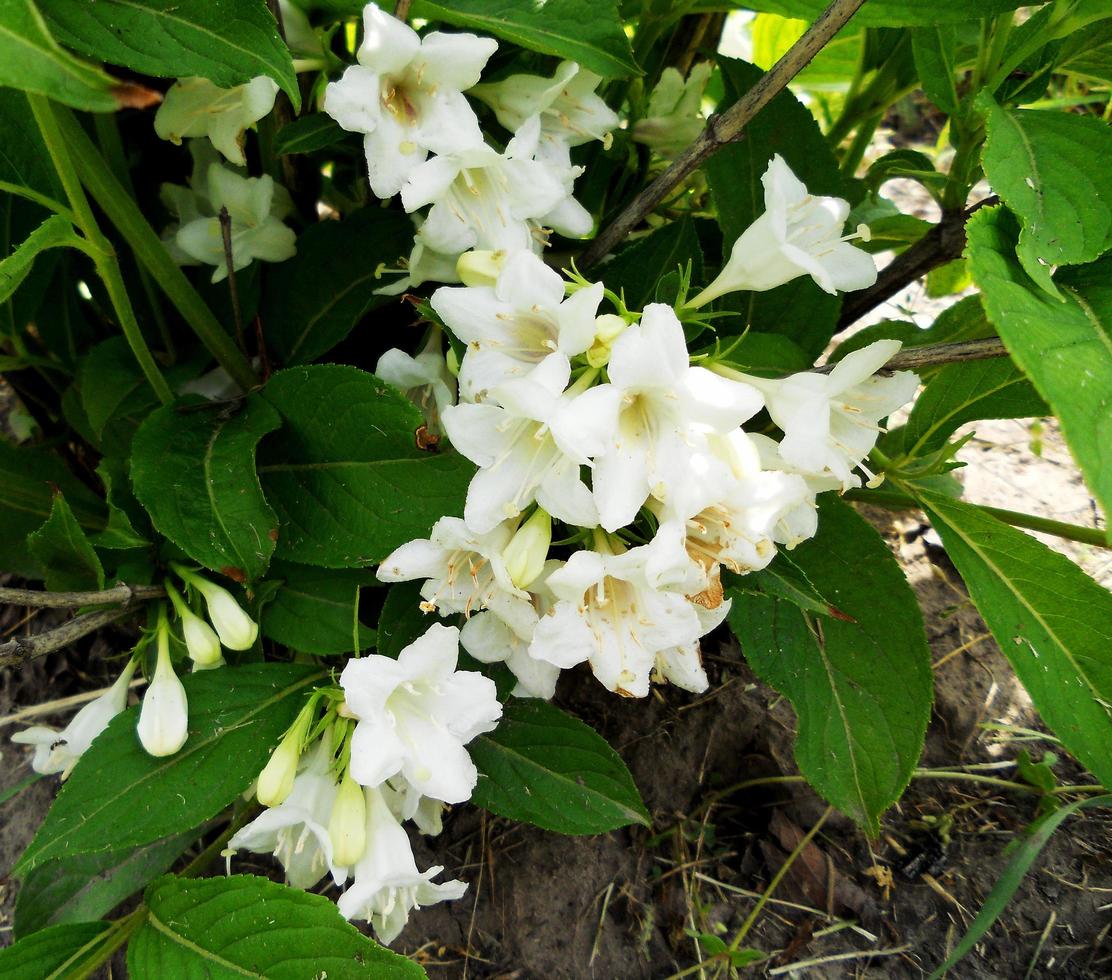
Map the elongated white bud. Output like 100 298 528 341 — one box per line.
176 569 258 651
456 249 506 287
501 508 552 590
328 772 368 867
137 623 189 757
256 732 301 807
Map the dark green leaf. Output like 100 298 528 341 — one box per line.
733 552 851 621
130 396 281 582
599 218 703 311
261 559 377 655
471 699 650 834
273 114 346 155
411 0 638 78
913 488 1112 791
830 294 994 363
711 332 811 375
726 499 932 832
92 455 150 550
374 580 434 659
0 922 111 980
27 493 104 591
911 26 959 115
966 207 1112 532
14 664 321 875
258 365 474 567
77 336 160 448
39 0 300 109
130 875 425 978
263 208 413 365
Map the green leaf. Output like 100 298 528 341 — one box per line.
599 217 704 311
272 113 346 155
258 365 474 567
0 440 105 578
1058 19 1112 85
130 396 281 582
0 214 87 305
726 499 932 832
979 97 1112 292
0 0 121 112
901 358 1047 459
966 207 1112 533
470 699 650 834
705 58 842 359
92 455 150 550
261 559 377 655
732 552 851 621
699 0 1029 28
26 493 105 591
928 794 1112 978
911 26 959 115
14 664 321 876
912 488 1112 791
750 13 862 90
14 830 199 937
38 0 300 109
374 580 433 659
830 294 994 363
130 875 426 978
410 0 638 78
263 208 413 365
712 331 811 375
77 336 160 447
0 921 111 980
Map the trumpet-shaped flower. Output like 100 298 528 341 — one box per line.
687 155 877 308
470 60 618 166
137 627 189 758
12 659 136 779
632 63 712 159
560 304 763 532
441 354 607 533
323 2 496 198
461 611 560 700
339 624 502 804
431 251 603 401
401 116 567 254
529 545 706 697
376 331 457 435
654 600 732 694
229 737 349 889
376 516 538 640
154 76 278 166
749 340 918 489
337 784 467 944
383 775 446 837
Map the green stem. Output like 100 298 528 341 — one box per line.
50 106 258 393
179 805 259 878
848 487 1110 549
840 110 882 177
70 906 148 980
0 179 74 219
28 95 173 405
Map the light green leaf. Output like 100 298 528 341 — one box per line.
261 560 377 655
410 0 638 78
966 206 1112 532
726 499 932 833
38 0 300 109
913 488 1112 791
129 875 426 978
980 97 1112 291
258 365 474 568
130 396 281 582
26 493 104 591
14 664 321 876
471 699 650 834
750 13 862 90
0 921 111 980
0 214 87 305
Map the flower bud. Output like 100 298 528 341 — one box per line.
181 606 224 667
193 577 258 650
138 626 189 757
586 313 629 368
456 249 506 287
501 508 552 590
328 772 368 867
256 731 301 807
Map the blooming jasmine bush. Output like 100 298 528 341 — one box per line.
1 0 1111 974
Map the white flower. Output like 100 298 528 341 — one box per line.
560 304 763 532
337 784 467 944
401 116 566 254
654 600 732 694
154 76 278 166
632 63 712 159
323 2 496 198
169 162 296 283
340 623 502 804
529 544 706 697
176 567 259 650
470 60 618 166
382 775 446 837
229 737 348 889
137 627 189 758
441 353 606 533
376 331 457 435
376 516 538 640
687 154 877 308
375 233 462 296
11 660 136 779
749 340 919 489
460 611 561 700
431 250 602 401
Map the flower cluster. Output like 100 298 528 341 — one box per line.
228 623 501 944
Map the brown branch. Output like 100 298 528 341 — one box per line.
394 0 412 21
815 337 1008 375
836 196 999 331
580 0 868 268
0 584 165 609
218 207 246 353
0 608 130 668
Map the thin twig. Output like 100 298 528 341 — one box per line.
218 207 246 353
581 0 868 266
815 337 1009 375
0 608 130 668
767 945 912 976
0 584 165 609
836 195 998 330
394 0 412 21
